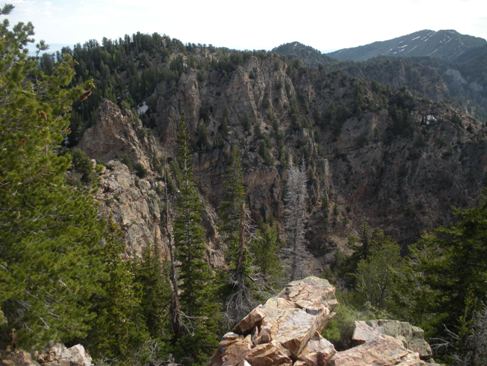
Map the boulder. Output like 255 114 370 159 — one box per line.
209 333 253 366
245 343 293 366
0 344 92 366
296 332 336 365
37 343 92 366
352 320 433 360
1 349 39 366
210 277 437 366
210 276 337 366
330 335 427 366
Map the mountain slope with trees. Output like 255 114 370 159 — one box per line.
328 29 486 62
2 4 487 364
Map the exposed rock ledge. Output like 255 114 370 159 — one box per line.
1 343 92 366
210 276 439 366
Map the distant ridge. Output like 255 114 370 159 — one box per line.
272 41 334 67
327 29 487 62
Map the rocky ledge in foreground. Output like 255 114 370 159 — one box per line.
210 276 438 366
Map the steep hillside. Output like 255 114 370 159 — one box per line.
335 56 487 121
454 44 487 96
65 34 487 276
328 29 486 62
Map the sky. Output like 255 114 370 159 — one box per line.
6 0 487 52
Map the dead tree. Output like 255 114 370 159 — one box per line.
284 161 308 280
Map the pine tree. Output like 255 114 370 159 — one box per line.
220 146 254 324
133 241 173 363
87 224 149 362
339 222 372 287
354 230 406 311
173 120 220 365
251 223 282 286
409 193 487 359
283 161 308 280
0 5 103 348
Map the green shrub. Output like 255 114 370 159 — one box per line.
322 297 360 350
134 162 148 178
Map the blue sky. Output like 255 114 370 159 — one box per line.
7 0 487 52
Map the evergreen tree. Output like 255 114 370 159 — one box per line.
136 243 170 342
220 146 254 324
409 193 487 359
353 230 406 312
251 223 282 286
87 224 149 362
0 5 103 348
132 242 173 364
339 222 372 287
173 120 220 365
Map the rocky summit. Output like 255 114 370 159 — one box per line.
210 276 437 366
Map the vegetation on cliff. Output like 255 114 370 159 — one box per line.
1 4 487 365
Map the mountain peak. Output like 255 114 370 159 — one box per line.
272 41 334 67
328 29 487 62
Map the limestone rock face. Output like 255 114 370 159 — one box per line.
210 276 337 366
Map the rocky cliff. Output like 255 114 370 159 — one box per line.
74 40 487 274
210 276 438 366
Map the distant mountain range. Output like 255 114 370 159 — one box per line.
273 30 487 121
327 29 486 62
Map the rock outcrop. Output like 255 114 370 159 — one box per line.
95 160 166 258
211 277 437 366
79 100 225 265
37 343 92 366
352 319 433 360
210 276 338 366
331 335 431 366
1 343 92 366
79 99 161 173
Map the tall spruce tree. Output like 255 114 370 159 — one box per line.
251 223 282 286
87 224 149 362
173 120 220 365
409 193 487 360
134 241 172 359
220 146 254 324
0 5 104 348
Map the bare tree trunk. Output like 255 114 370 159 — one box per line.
284 162 308 281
